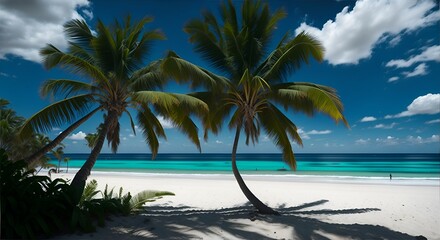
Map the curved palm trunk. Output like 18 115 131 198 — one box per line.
69 111 116 203
231 126 279 215
24 107 101 166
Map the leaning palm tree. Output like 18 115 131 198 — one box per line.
163 0 348 214
19 17 208 199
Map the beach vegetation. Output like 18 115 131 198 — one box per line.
1 150 174 238
0 98 58 170
19 17 208 201
163 0 348 214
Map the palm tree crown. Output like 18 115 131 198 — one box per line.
20 17 208 193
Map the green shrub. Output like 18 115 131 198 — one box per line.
1 149 175 239
0 149 72 239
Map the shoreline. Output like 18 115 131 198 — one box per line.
51 171 440 239
47 168 440 186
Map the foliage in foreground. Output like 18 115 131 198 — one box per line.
0 150 174 239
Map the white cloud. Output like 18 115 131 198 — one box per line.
360 116 377 122
407 135 440 144
425 119 440 124
308 130 332 135
295 0 440 65
82 9 93 20
388 35 401 47
402 63 428 78
0 0 91 62
67 131 86 140
157 115 174 129
297 129 310 140
215 140 223 144
355 138 370 145
386 93 440 118
376 136 399 145
129 134 135 138
298 128 331 140
388 76 399 82
374 123 397 129
386 45 440 68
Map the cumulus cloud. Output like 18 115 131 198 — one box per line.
360 116 377 122
215 140 223 144
376 136 399 145
407 135 439 144
295 0 440 65
0 0 91 62
425 119 440 124
386 93 440 118
297 129 310 140
157 115 174 129
402 63 428 78
298 129 332 140
373 123 397 129
388 76 399 83
386 45 440 68
67 131 86 140
355 138 370 145
308 130 332 135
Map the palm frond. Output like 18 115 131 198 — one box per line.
136 106 166 158
40 44 111 90
259 32 324 82
130 60 166 91
162 51 229 91
40 79 94 99
271 82 348 126
129 190 174 212
80 179 100 204
64 19 94 50
19 94 96 138
132 91 179 113
184 19 230 72
257 103 299 170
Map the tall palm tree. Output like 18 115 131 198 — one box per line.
63 157 70 173
19 17 208 199
51 145 65 173
163 0 348 214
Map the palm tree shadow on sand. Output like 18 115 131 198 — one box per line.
64 200 418 240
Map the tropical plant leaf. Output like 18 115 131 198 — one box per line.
129 190 175 212
19 94 96 138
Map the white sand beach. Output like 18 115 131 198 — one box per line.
53 171 440 240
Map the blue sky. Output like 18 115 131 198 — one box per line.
0 0 439 154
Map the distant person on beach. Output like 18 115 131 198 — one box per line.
390 174 392 180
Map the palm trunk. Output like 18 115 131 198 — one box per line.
231 126 279 215
69 111 116 203
24 107 101 166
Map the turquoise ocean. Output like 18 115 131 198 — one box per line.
51 153 440 179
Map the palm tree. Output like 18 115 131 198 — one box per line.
163 0 348 214
51 145 65 173
20 17 208 199
63 157 70 173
